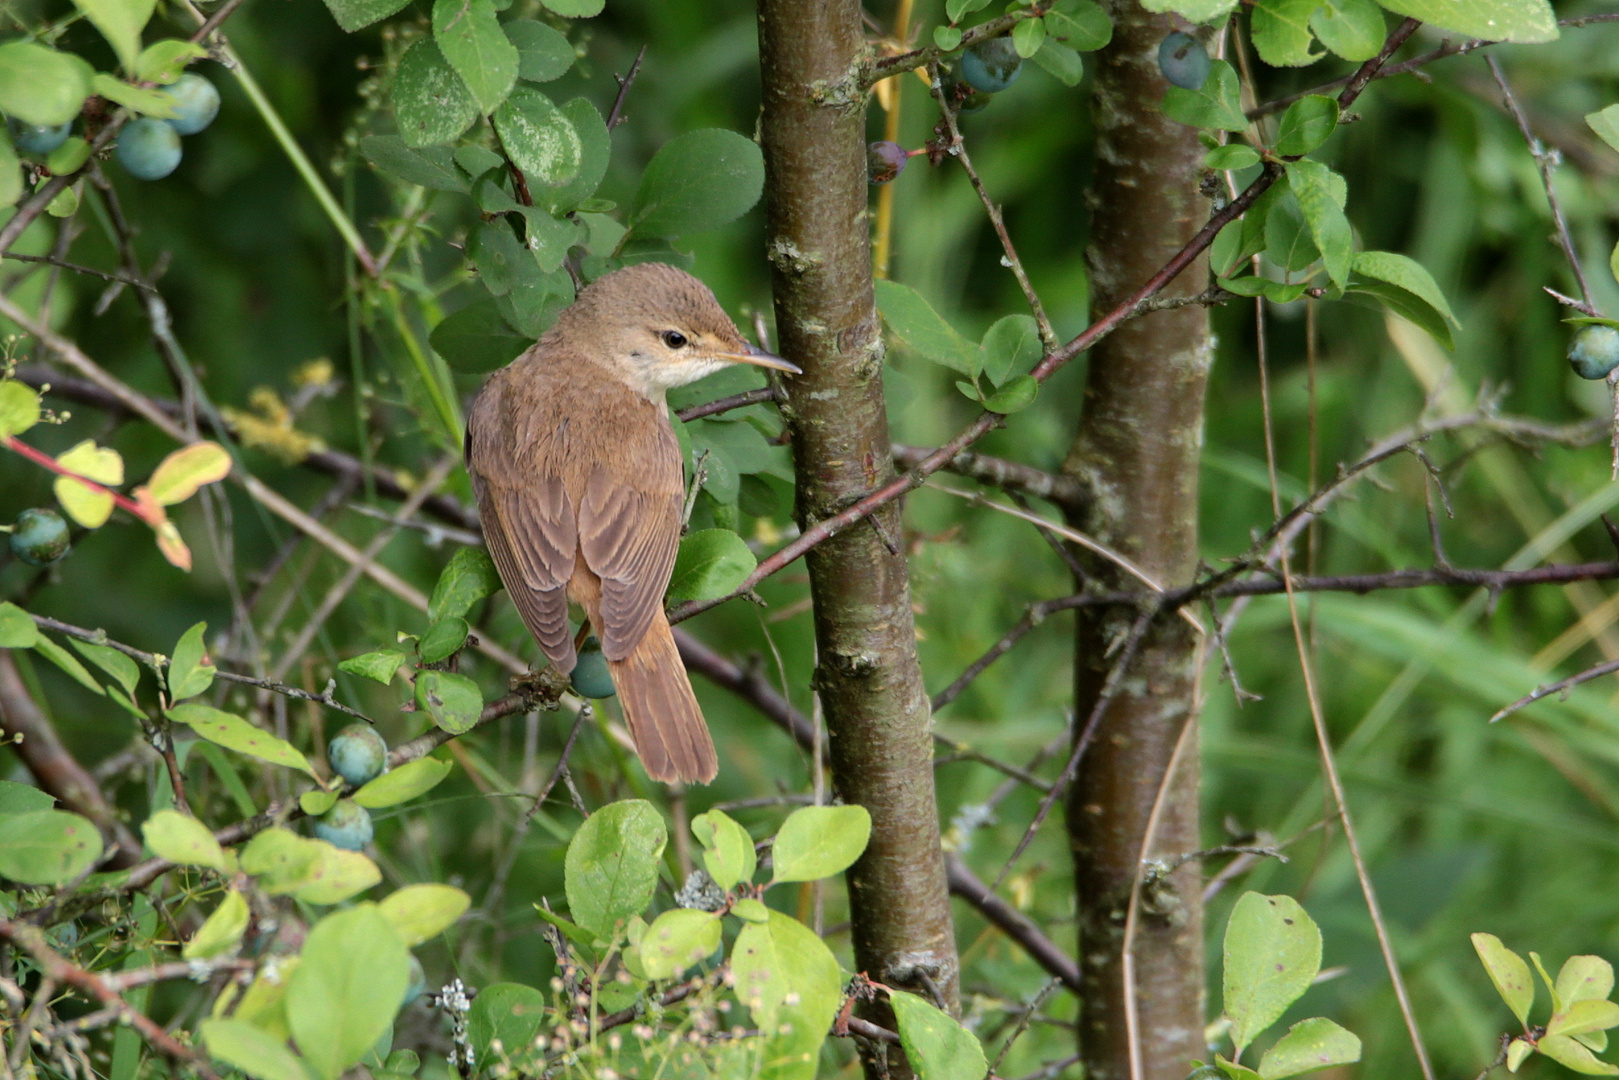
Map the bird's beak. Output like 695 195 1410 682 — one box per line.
715 343 801 375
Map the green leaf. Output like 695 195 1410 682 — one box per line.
1550 1000 1619 1039
168 620 216 701
889 990 988 1080
1223 892 1322 1056
320 0 410 31
1508 1039 1534 1071
1345 250 1457 347
45 137 91 175
667 529 757 604
414 671 483 735
168 702 319 779
1309 0 1384 61
1045 3 1111 50
506 19 574 82
0 781 55 814
31 635 104 696
467 984 547 1074
980 314 1042 385
1251 0 1321 66
983 374 1039 415
431 298 533 375
394 40 478 148
359 135 467 192
0 381 40 438
295 848 382 912
378 883 471 945
933 26 963 51
731 910 842 1080
1274 96 1339 157
874 279 983 376
92 73 178 119
1162 60 1248 133
1559 956 1616 1007
184 889 249 959
1589 106 1619 155
135 40 207 84
354 756 453 809
432 0 517 114
1372 0 1556 43
69 639 139 695
0 810 103 884
1141 0 1238 19
1257 1017 1361 1079
946 0 991 20
1029 40 1083 85
641 908 722 979
1218 276 1310 303
1283 159 1351 289
0 43 94 127
429 546 503 622
301 788 339 817
693 808 756 891
0 603 39 649
1539 1034 1619 1076
540 0 604 14
631 128 765 238
732 897 769 922
493 86 582 186
417 617 469 664
241 828 323 893
142 809 229 872
1011 16 1046 58
1206 144 1260 171
771 804 871 883
565 798 666 941
1612 238 1619 292
0 137 17 210
287 905 410 1080
150 443 231 508
70 0 155 73
201 1018 311 1080
338 648 407 685
541 97 610 214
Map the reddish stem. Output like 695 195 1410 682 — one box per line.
2 435 152 523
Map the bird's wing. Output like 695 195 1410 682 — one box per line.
578 426 683 662
466 385 580 672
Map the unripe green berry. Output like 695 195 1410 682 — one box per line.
10 509 70 566
960 36 1022 94
163 74 220 136
569 636 616 699
1568 324 1619 380
313 800 373 851
7 117 71 155
327 723 388 786
116 119 182 180
1158 32 1211 91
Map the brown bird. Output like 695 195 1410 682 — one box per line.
465 263 798 784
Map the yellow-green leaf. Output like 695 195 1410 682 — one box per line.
184 890 249 959
142 808 229 872
168 703 317 779
148 442 231 506
0 380 40 437
378 883 471 945
53 439 123 528
353 756 452 809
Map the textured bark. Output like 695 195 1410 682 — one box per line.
1060 3 1212 1078
756 1 959 1072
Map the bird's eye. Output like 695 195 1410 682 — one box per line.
661 330 688 349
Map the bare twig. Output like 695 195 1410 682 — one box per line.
606 45 648 129
1491 655 1619 723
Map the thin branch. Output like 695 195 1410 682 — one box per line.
1487 55 1593 305
925 62 1058 352
0 920 220 1080
945 856 1079 993
1491 655 1619 723
674 385 781 422
0 253 150 289
866 9 1039 84
892 444 1089 511
606 45 648 129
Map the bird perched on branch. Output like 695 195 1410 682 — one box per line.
465 262 798 784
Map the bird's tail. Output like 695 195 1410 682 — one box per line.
608 614 718 784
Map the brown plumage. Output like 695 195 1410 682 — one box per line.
465 263 798 784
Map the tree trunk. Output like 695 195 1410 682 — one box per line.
756 1 960 1074
1061 3 1212 1078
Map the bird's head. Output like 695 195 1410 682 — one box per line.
560 262 799 399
